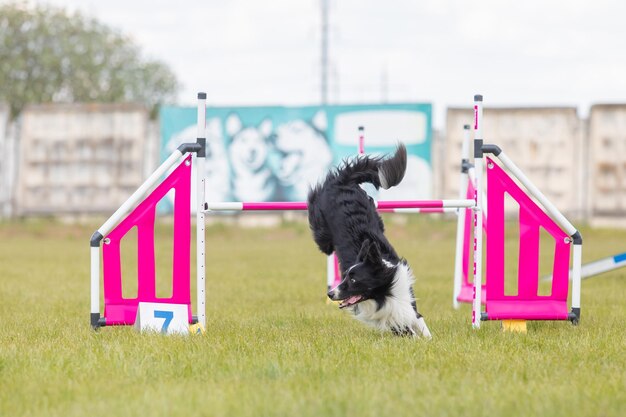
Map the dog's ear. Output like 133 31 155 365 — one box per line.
312 110 327 131
356 239 371 262
259 119 273 137
366 241 382 264
226 113 242 136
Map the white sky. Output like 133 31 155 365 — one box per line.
16 0 626 129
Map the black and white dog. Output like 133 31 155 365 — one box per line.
307 144 431 338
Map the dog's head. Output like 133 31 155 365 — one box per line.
327 239 396 309
227 114 272 171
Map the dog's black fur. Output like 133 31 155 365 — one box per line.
307 144 431 338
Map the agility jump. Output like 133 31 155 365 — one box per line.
453 123 623 311
89 93 583 331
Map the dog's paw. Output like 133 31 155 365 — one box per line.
414 317 432 339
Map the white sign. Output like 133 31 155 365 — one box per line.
134 302 190 335
334 111 427 145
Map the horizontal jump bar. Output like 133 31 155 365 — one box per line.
204 199 474 212
378 207 460 214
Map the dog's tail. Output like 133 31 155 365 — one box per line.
334 143 407 189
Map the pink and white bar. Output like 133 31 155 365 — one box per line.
378 200 473 209
378 207 459 214
196 93 207 328
358 126 365 154
472 94 485 329
204 199 474 212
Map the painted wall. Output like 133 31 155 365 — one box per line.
160 103 433 207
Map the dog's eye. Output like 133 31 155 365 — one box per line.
350 278 356 284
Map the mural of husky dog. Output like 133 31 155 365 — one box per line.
273 111 333 201
226 114 277 202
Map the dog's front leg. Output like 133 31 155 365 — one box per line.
413 316 432 339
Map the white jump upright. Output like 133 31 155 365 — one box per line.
472 95 485 329
196 93 207 328
89 93 207 329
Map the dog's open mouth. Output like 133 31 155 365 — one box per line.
339 295 365 309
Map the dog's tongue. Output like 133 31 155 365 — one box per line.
339 295 363 309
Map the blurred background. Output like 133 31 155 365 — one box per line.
1 0 625 225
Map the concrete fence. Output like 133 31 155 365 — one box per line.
0 101 625 225
442 107 585 219
15 103 150 215
0 104 14 217
587 104 626 226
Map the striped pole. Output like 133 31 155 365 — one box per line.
204 199 474 212
472 94 484 329
378 207 459 214
196 92 207 328
330 125 366 291
358 126 365 154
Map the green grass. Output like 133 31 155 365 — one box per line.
0 217 624 417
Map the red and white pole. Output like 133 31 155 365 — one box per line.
330 125 367 290
358 126 365 155
196 92 207 328
472 95 484 329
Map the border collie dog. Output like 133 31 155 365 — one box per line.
307 144 431 338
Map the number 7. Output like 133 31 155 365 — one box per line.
154 310 174 333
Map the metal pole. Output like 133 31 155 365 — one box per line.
204 199 474 211
572 243 582 320
90 247 100 327
472 95 484 329
196 92 207 328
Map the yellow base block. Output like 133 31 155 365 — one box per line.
189 323 206 335
502 320 527 333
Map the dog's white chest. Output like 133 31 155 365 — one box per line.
350 263 420 332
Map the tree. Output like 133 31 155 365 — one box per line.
0 2 179 118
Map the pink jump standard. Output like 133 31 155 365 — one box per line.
469 95 582 327
101 156 193 325
90 147 205 329
90 93 208 329
484 157 572 320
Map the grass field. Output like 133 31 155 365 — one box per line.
0 217 624 417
